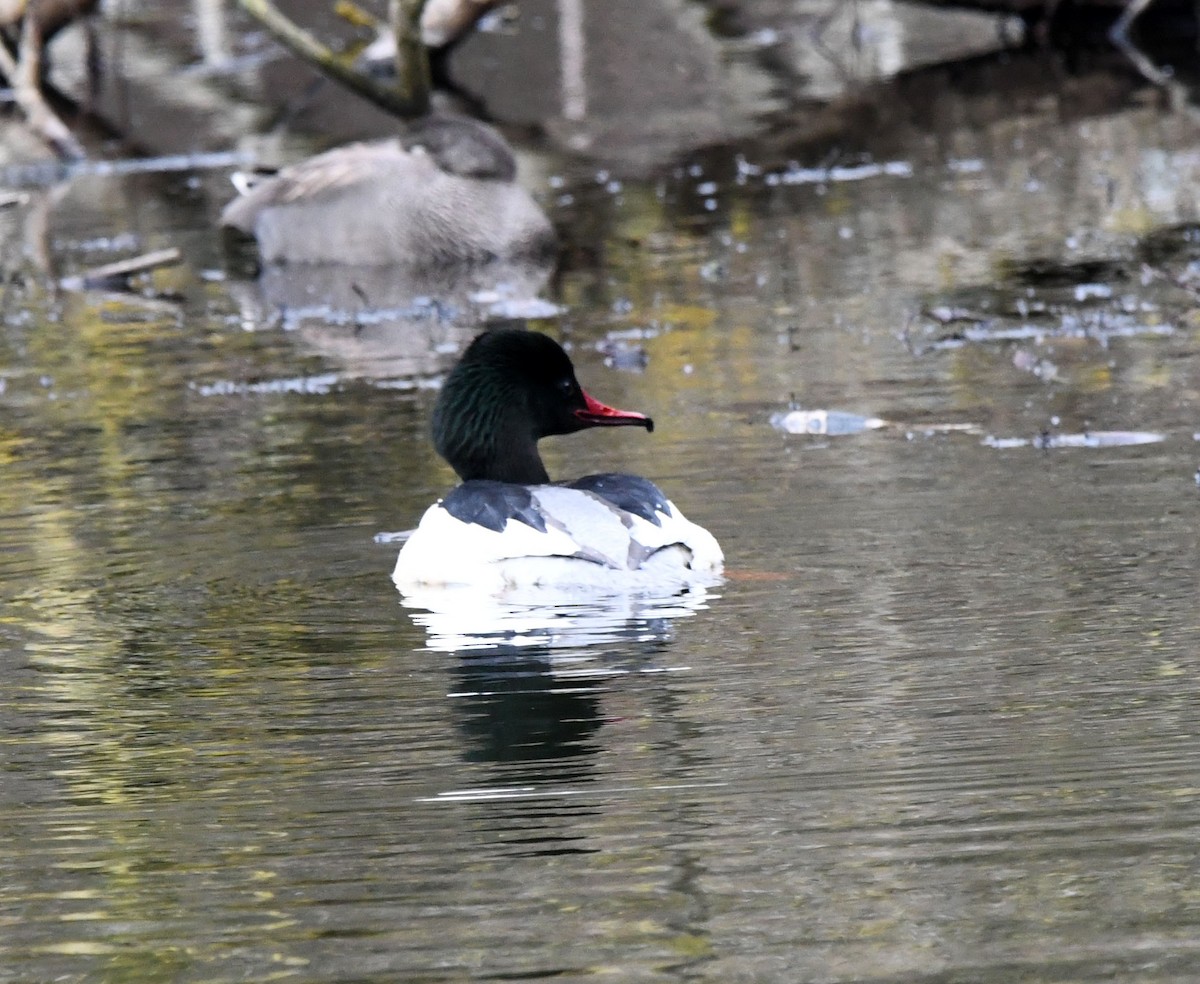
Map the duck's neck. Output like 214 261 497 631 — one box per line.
435 400 551 485
465 439 550 485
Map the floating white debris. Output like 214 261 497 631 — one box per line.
484 297 564 319
984 436 1030 450
595 338 648 372
983 431 1165 449
1073 283 1113 301
925 305 984 324
275 300 448 330
771 409 887 436
1046 431 1165 448
1012 348 1059 381
603 325 659 341
372 376 443 391
948 158 986 174
749 27 780 46
734 155 761 179
766 160 913 187
191 373 340 397
374 529 414 544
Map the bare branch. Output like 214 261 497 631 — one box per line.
389 0 430 114
237 0 429 118
0 12 87 160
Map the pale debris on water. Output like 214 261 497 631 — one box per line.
482 297 564 319
765 160 913 187
771 409 888 436
595 338 648 372
983 431 1166 450
190 373 341 397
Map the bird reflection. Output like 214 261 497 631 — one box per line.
410 590 710 766
451 647 606 765
223 254 557 380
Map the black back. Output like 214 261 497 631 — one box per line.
568 473 672 526
441 480 548 534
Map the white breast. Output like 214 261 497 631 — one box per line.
392 485 723 593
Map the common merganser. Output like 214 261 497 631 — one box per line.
392 329 723 592
221 116 555 267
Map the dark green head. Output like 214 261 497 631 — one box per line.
432 329 654 484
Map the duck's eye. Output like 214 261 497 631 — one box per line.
556 378 576 397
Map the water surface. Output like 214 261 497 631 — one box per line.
3 14 1200 984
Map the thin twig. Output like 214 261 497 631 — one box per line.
59 247 182 291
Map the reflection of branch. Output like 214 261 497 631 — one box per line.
0 13 87 160
1108 0 1200 123
237 0 429 117
1109 0 1172 86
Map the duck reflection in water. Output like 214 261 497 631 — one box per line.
452 646 606 767
419 598 689 777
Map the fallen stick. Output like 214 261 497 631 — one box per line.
59 247 183 291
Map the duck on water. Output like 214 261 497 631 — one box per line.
392 329 723 593
221 116 556 267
